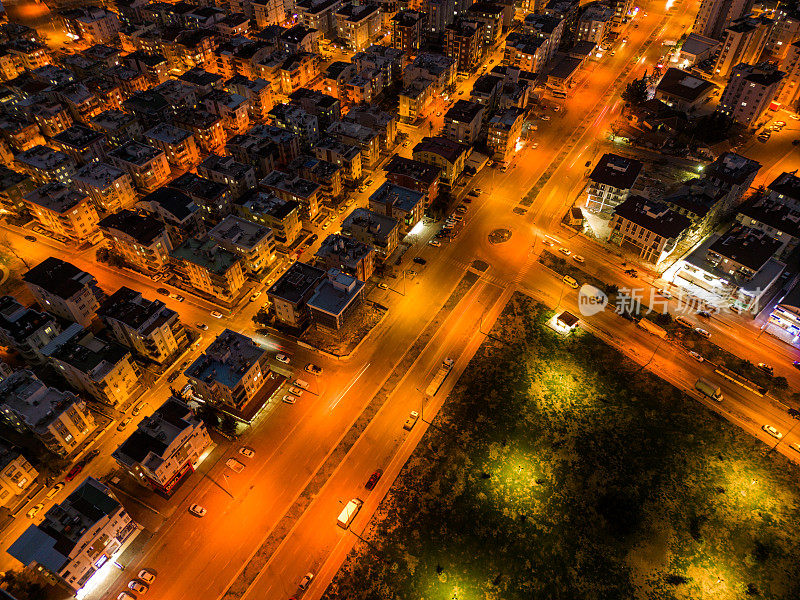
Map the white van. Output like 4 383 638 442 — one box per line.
337 498 363 529
293 379 310 389
563 275 579 289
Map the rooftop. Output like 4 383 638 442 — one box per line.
384 155 441 185
612 195 692 239
145 123 193 145
267 261 325 305
51 125 104 150
108 141 164 166
260 170 321 200
341 208 399 241
209 215 272 251
589 153 643 189
445 99 485 123
15 146 73 171
98 287 176 336
413 136 469 164
768 172 800 202
42 323 130 381
738 195 800 238
170 237 241 275
656 68 715 102
23 257 95 300
370 182 425 213
0 370 78 433
139 186 197 222
73 162 127 189
316 234 373 267
186 329 266 389
706 225 783 272
307 268 364 317
98 209 167 246
90 109 137 131
25 184 88 214
237 189 299 220
199 154 253 179
0 295 57 347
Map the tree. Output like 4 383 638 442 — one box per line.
218 413 238 437
622 77 649 105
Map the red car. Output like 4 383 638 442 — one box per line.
65 464 83 482
365 469 383 490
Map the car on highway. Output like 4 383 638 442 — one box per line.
189 504 207 517
24 235 37 242
429 240 441 247
365 469 383 490
210 310 223 318
572 255 585 264
403 410 420 430
282 394 299 404
275 353 290 364
757 363 774 375
694 327 711 339
249 291 262 302
26 503 44 518
377 282 389 290
762 424 783 439
46 482 65 499
138 570 156 584
558 247 571 256
413 257 427 265
689 351 703 362
117 417 132 431
157 288 169 295
65 464 83 482
299 573 314 591
196 322 208 330
128 581 148 594
305 363 323 375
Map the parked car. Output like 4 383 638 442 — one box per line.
24 235 37 242
157 288 169 296
249 291 262 302
689 351 704 362
275 353 290 364
282 394 299 404
558 247 571 256
151 273 163 282
239 447 255 458
403 410 420 430
299 573 314 591
697 310 711 318
429 240 441 247
365 469 383 490
289 386 304 396
65 464 83 482
117 417 132 431
45 482 64 499
210 310 223 318
128 581 148 594
572 255 585 264
26 503 44 518
118 593 135 600
757 363 774 375
138 570 156 584
413 257 427 265
189 504 207 517
305 363 323 375
196 322 208 330
377 282 389 290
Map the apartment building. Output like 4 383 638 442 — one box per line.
209 215 276 277
260 170 321 220
51 125 106 166
8 477 138 593
204 89 250 135
777 39 800 111
487 107 525 166
585 153 643 215
712 16 773 78
42 323 141 407
98 287 185 364
73 161 136 213
341 208 400 258
326 120 381 169
226 75 274 123
98 210 173 273
23 258 103 328
335 2 382 51
404 53 456 94
443 100 486 146
14 145 77 186
89 109 143 149
24 184 99 244
717 62 784 127
144 123 200 169
174 110 226 155
467 1 504 48
608 196 692 264
392 10 424 54
307 268 365 330
692 0 754 40
197 154 258 200
412 136 469 187
445 17 483 75
185 329 275 419
0 370 95 456
267 261 326 328
503 32 549 73
113 398 211 495
107 141 171 193
0 445 38 508
236 189 302 248
313 137 362 182
383 156 440 205
576 2 613 45
0 165 35 217
654 68 716 112
369 182 426 233
0 295 60 363
57 6 121 45
170 237 246 304
315 234 375 281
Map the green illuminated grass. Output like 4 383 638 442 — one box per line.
323 293 800 600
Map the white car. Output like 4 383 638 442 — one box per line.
657 288 672 299
275 353 291 364
26 503 44 518
189 504 207 517
118 593 135 600
138 570 156 584
762 424 783 439
299 573 315 590
283 394 299 404
429 240 441 247
543 239 554 247
694 327 711 339
128 581 148 594
558 247 571 256
226 458 245 473
249 291 262 302
689 351 703 362
572 255 585 264
196 322 208 330
239 447 255 458
289 386 304 396
210 311 223 319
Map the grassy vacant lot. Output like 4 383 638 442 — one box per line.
323 292 800 600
